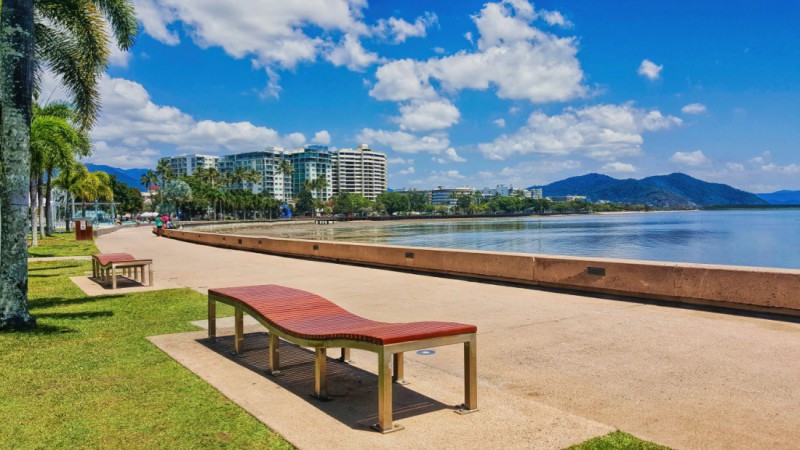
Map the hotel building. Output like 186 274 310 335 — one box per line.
331 144 388 200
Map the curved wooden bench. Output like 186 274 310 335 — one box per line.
208 284 477 433
92 253 153 289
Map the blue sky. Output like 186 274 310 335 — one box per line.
44 0 800 192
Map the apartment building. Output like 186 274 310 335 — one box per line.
216 148 288 200
284 145 333 200
331 144 388 200
161 154 219 178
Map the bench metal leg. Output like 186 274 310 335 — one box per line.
339 347 351 363
269 333 281 375
373 349 402 433
457 334 478 414
234 308 244 355
393 352 409 385
207 298 216 339
312 348 329 400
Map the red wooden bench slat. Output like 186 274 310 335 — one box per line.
94 253 136 266
209 284 476 345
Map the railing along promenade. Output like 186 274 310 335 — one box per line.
161 226 800 317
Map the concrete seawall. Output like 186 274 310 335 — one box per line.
162 228 800 316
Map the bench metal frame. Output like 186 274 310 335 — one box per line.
208 292 477 433
92 257 153 289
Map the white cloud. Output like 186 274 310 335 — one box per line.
479 103 682 161
433 148 467 164
356 128 450 154
479 159 581 186
109 46 133 68
311 130 331 145
433 47 446 54
375 12 437 43
669 150 710 167
761 163 800 175
399 166 415 175
324 34 381 71
681 103 707 114
428 169 466 184
601 162 637 173
134 0 376 92
85 76 313 167
540 10 571 27
493 118 506 128
638 59 663 80
388 157 409 165
509 106 521 114
369 59 438 101
370 0 586 104
464 31 474 44
394 99 460 132
725 162 744 172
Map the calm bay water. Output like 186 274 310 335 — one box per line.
267 210 800 269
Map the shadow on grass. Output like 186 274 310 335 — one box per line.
31 294 125 310
8 322 77 335
36 311 114 320
201 332 452 432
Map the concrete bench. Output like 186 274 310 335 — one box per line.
92 253 153 289
207 284 477 433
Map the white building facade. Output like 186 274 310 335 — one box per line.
332 144 388 200
161 154 219 178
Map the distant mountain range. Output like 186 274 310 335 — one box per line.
756 190 800 205
85 164 148 191
528 173 767 208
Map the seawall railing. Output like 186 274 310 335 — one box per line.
161 228 800 317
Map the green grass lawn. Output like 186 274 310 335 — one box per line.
567 431 670 450
28 232 99 258
0 259 292 449
5 237 668 449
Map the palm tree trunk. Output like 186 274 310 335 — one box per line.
0 0 36 329
45 170 53 235
65 190 73 232
38 175 45 239
29 180 38 247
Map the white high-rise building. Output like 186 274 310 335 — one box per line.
332 144 387 200
217 148 288 200
161 154 219 178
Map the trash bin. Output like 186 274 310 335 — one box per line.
74 218 94 241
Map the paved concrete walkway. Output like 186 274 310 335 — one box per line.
99 227 800 450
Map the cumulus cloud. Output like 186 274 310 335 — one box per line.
374 12 437 43
433 148 467 164
669 150 710 167
601 162 637 173
428 169 466 184
394 99 460 132
311 130 331 145
325 34 382 71
681 103 707 114
134 0 380 92
356 128 450 154
493 118 506 128
479 103 682 161
370 0 586 104
84 75 310 167
369 59 438 101
479 159 581 186
399 166 416 175
638 59 663 80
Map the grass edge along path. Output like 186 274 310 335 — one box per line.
567 431 671 449
27 232 100 258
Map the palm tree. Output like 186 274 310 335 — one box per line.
54 161 88 232
32 103 91 235
274 158 294 201
140 169 157 210
1 0 137 329
73 171 114 216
